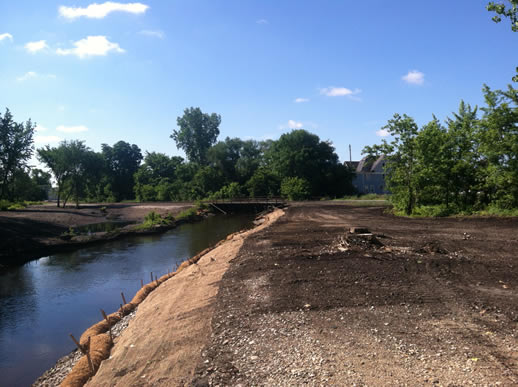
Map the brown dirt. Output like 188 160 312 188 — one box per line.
192 202 518 386
83 208 285 387
0 202 192 267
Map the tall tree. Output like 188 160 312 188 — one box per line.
487 0 518 81
0 108 35 200
382 114 419 215
479 84 518 208
37 140 92 207
171 107 221 165
102 141 142 201
266 129 352 197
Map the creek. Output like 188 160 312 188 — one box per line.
0 213 254 387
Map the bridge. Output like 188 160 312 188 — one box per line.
202 197 286 214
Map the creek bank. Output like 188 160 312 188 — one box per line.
40 208 285 387
0 203 201 271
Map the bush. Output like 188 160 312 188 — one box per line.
280 177 311 201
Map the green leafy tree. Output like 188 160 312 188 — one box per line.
382 114 419 215
102 141 143 201
37 140 94 207
0 108 35 200
246 167 281 197
171 107 221 165
479 84 518 208
487 0 518 81
280 177 311 200
208 137 261 184
266 129 352 197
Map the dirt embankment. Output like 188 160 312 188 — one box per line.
80 208 285 387
192 203 518 386
0 202 192 268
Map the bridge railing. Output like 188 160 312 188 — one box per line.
202 196 285 205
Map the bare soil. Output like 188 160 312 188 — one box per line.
0 202 192 268
83 208 285 387
192 202 518 386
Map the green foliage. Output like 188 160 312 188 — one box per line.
102 141 142 202
280 177 311 200
0 108 35 201
246 167 281 197
210 182 244 200
174 207 198 221
134 211 175 230
367 84 518 217
266 130 353 197
487 1 518 81
171 107 221 165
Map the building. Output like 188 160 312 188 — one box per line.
346 155 388 195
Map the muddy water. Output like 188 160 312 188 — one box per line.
0 214 254 387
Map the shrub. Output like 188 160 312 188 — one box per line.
280 177 311 201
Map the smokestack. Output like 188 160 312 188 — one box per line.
349 144 352 164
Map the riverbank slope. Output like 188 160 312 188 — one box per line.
0 202 192 268
82 208 285 386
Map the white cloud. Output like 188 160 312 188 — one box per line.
56 125 89 133
402 70 425 85
59 2 149 20
35 125 48 132
35 135 62 144
320 86 362 97
256 19 268 25
288 120 303 129
294 98 309 103
17 71 37 81
56 36 125 59
17 71 56 81
0 33 13 42
139 30 164 39
376 129 390 137
25 40 48 53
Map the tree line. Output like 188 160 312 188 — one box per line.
0 106 354 207
365 85 518 216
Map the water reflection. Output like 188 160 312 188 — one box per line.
0 213 253 387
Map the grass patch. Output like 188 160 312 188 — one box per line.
133 211 175 230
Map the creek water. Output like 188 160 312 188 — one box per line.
0 213 254 387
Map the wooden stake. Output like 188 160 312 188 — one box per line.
100 309 113 342
86 336 94 374
155 275 158 285
140 279 144 288
150 272 153 283
69 334 84 354
121 292 127 305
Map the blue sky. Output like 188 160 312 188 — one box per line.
1 0 517 165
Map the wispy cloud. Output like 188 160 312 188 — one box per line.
402 70 425 85
56 125 89 133
56 36 125 59
35 135 63 144
17 71 56 82
320 86 362 98
0 33 13 42
256 19 268 25
35 125 48 132
139 30 165 39
25 40 48 53
376 128 390 137
294 98 309 103
278 120 304 130
59 2 149 20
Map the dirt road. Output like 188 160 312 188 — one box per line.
193 202 518 385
